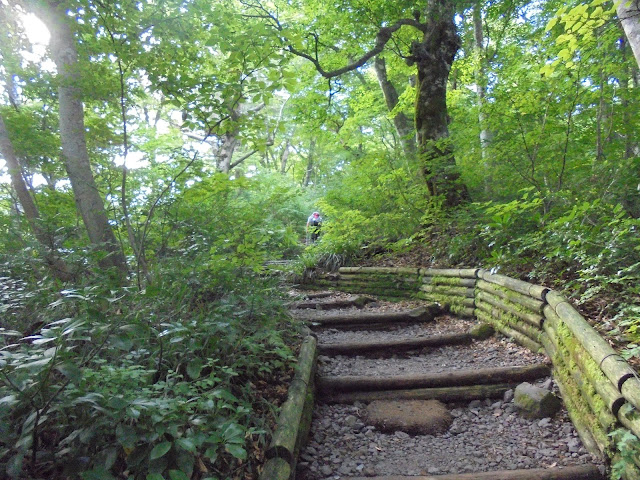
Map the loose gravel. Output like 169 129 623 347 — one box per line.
296 393 603 479
318 337 548 376
315 315 475 344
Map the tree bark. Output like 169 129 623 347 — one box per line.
617 0 640 68
0 114 73 280
373 57 417 159
37 1 128 275
473 3 492 193
279 140 290 174
303 138 315 187
411 0 470 206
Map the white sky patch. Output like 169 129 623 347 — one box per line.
19 13 56 72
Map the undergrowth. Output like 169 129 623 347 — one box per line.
0 258 300 480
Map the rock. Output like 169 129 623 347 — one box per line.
503 389 515 403
541 377 554 391
345 415 358 427
468 399 483 409
320 465 333 476
365 399 453 435
470 323 495 340
514 382 562 419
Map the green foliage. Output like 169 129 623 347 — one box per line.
0 268 298 479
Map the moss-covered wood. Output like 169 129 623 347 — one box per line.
266 335 317 464
419 268 479 278
476 290 543 328
543 306 625 417
552 301 640 410
317 332 473 355
420 284 475 298
317 364 550 394
322 383 514 404
259 458 291 480
479 271 548 300
338 266 420 275
476 309 543 353
422 276 476 287
307 306 440 327
475 300 542 343
476 279 545 313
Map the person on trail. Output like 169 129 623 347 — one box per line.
306 211 323 243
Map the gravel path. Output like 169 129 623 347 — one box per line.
315 315 475 344
297 394 601 479
292 290 605 479
318 337 548 376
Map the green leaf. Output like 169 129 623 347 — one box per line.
186 358 203 379
146 474 165 480
168 470 190 480
225 443 247 460
175 437 196 453
150 441 172 460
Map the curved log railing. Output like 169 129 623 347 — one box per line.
308 266 640 479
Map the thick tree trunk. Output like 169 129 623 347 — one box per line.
0 114 73 280
280 140 290 174
412 0 470 206
617 0 640 68
373 57 417 158
219 132 238 173
39 2 128 275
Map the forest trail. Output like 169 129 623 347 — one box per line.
289 291 606 480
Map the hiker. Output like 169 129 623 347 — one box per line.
306 211 323 243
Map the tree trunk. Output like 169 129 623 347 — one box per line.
219 132 238 173
0 114 74 280
473 3 491 193
412 0 470 206
303 139 316 187
373 57 417 159
38 1 128 275
280 140 291 174
617 0 640 68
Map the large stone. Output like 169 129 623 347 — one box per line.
364 399 453 435
514 382 562 418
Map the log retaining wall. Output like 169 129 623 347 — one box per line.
308 267 640 479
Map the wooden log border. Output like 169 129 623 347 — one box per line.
261 335 317 480
307 266 640 474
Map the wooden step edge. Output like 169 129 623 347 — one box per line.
317 332 473 355
343 464 604 480
303 305 442 326
317 363 551 394
321 383 513 404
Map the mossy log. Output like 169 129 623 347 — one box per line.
304 291 333 299
338 273 418 284
317 364 550 394
476 290 544 328
545 290 568 310
419 268 479 278
420 285 475 298
259 458 291 480
552 352 611 457
478 271 548 300
552 301 640 411
475 300 542 343
476 309 543 353
317 332 473 355
338 266 419 275
618 403 640 444
305 305 440 327
543 306 625 417
346 465 604 480
266 335 317 464
476 279 545 313
414 292 474 307
322 383 513 404
422 277 476 287
293 295 375 310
